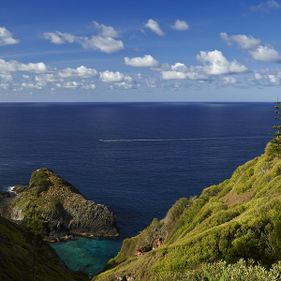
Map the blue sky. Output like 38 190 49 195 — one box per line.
1 0 281 102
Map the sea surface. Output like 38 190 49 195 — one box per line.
0 102 273 275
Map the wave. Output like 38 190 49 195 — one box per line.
1 186 16 193
99 135 271 143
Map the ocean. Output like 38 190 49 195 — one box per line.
0 102 273 276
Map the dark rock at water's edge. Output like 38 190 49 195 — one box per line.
0 216 88 281
0 168 119 242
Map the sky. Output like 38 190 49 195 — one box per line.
1 0 281 102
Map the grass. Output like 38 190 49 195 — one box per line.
94 140 281 281
0 216 88 281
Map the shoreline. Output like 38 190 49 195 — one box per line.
46 232 120 243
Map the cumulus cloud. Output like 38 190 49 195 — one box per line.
221 32 281 63
251 70 281 86
196 50 247 75
43 22 124 53
80 36 124 53
0 59 47 73
99 70 126 82
171 19 189 31
251 0 281 12
161 63 208 81
99 70 137 89
0 27 19 46
145 19 164 36
220 32 260 50
250 45 281 62
92 21 119 38
162 70 188 80
161 63 189 80
0 73 12 82
43 31 76 44
124 55 159 68
58 65 98 78
222 76 237 85
0 56 142 92
160 51 246 82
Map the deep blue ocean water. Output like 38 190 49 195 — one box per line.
0 102 273 275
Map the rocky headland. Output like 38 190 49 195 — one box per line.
0 168 119 242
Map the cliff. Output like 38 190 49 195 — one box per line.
95 141 281 281
0 168 118 241
0 216 88 281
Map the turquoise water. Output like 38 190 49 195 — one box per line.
51 238 121 276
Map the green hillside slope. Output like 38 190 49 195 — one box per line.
0 216 88 281
95 141 281 281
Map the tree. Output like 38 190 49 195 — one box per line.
272 101 281 157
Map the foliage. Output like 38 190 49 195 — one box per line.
152 259 281 281
94 141 281 281
0 216 88 281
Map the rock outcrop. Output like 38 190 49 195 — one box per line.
0 168 119 241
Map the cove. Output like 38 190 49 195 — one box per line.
51 238 121 276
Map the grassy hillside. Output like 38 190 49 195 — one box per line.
0 216 88 281
95 141 281 281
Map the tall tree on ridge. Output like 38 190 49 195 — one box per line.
273 100 281 157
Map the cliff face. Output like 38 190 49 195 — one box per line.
95 141 281 281
0 216 88 281
0 168 118 241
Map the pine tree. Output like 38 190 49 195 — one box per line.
273 100 281 157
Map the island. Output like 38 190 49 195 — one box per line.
0 168 119 242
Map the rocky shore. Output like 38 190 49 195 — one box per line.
0 168 119 242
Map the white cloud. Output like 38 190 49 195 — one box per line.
220 32 260 50
162 70 188 80
43 31 76 44
171 19 189 31
99 70 137 89
80 36 124 53
112 79 139 90
251 70 281 86
145 19 164 36
92 21 119 38
221 32 281 63
81 83 96 90
171 63 188 72
0 73 12 82
0 27 19 46
196 50 247 75
159 51 246 82
251 0 281 12
250 45 281 62
222 76 237 85
62 81 80 89
161 63 208 81
56 81 96 90
43 22 124 53
0 59 47 73
99 70 125 82
58 65 98 78
124 55 159 68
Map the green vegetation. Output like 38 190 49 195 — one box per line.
0 216 88 281
1 167 118 240
151 259 281 281
95 141 281 281
270 101 281 158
